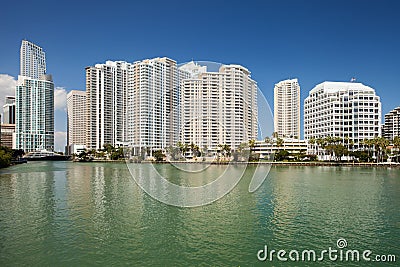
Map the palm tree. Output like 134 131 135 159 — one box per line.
190 143 200 157
223 144 231 157
309 137 316 155
217 144 231 160
343 136 352 161
348 139 354 162
177 141 189 157
323 136 335 160
248 139 256 154
362 139 373 162
276 137 284 151
264 137 272 144
376 137 389 163
265 137 273 157
393 136 400 149
392 136 400 162
316 138 325 160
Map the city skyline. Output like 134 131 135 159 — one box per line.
1 1 400 151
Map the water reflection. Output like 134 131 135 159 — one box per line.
0 162 399 266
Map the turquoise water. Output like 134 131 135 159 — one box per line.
0 162 399 266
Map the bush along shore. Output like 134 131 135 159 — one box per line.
0 146 25 169
71 143 400 168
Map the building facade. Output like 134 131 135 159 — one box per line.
20 40 46 80
304 82 381 156
85 61 129 150
0 124 15 149
3 96 16 124
274 78 300 139
67 90 86 154
383 106 400 141
126 57 190 155
180 63 258 152
253 138 307 159
16 40 54 152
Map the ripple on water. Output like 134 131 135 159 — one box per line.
0 163 399 266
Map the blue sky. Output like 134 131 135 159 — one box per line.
1 0 400 151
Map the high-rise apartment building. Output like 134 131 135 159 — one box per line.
127 57 190 154
86 61 129 150
84 58 258 156
274 78 300 139
16 40 54 152
3 96 16 124
20 40 46 79
383 107 400 141
180 63 258 152
304 82 381 154
67 90 87 154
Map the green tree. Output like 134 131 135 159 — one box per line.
234 142 250 161
276 138 284 150
275 150 289 161
391 136 400 162
153 150 165 162
103 143 114 154
332 144 348 161
393 136 400 149
177 141 189 157
0 146 12 168
217 144 231 158
309 137 316 154
110 147 124 160
315 137 325 158
167 145 182 160
248 139 256 153
190 143 201 157
78 150 88 161
375 137 389 162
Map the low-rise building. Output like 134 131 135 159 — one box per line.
253 138 308 159
0 123 16 149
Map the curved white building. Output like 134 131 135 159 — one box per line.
304 81 381 152
180 63 258 152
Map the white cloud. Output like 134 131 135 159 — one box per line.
54 131 67 152
0 74 17 110
54 87 67 111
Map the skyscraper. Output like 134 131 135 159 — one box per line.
126 57 189 155
180 63 258 152
16 40 54 152
383 106 400 141
3 96 16 124
67 90 87 154
274 78 300 139
304 81 381 158
86 61 129 150
20 40 46 79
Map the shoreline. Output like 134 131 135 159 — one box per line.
72 159 400 168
